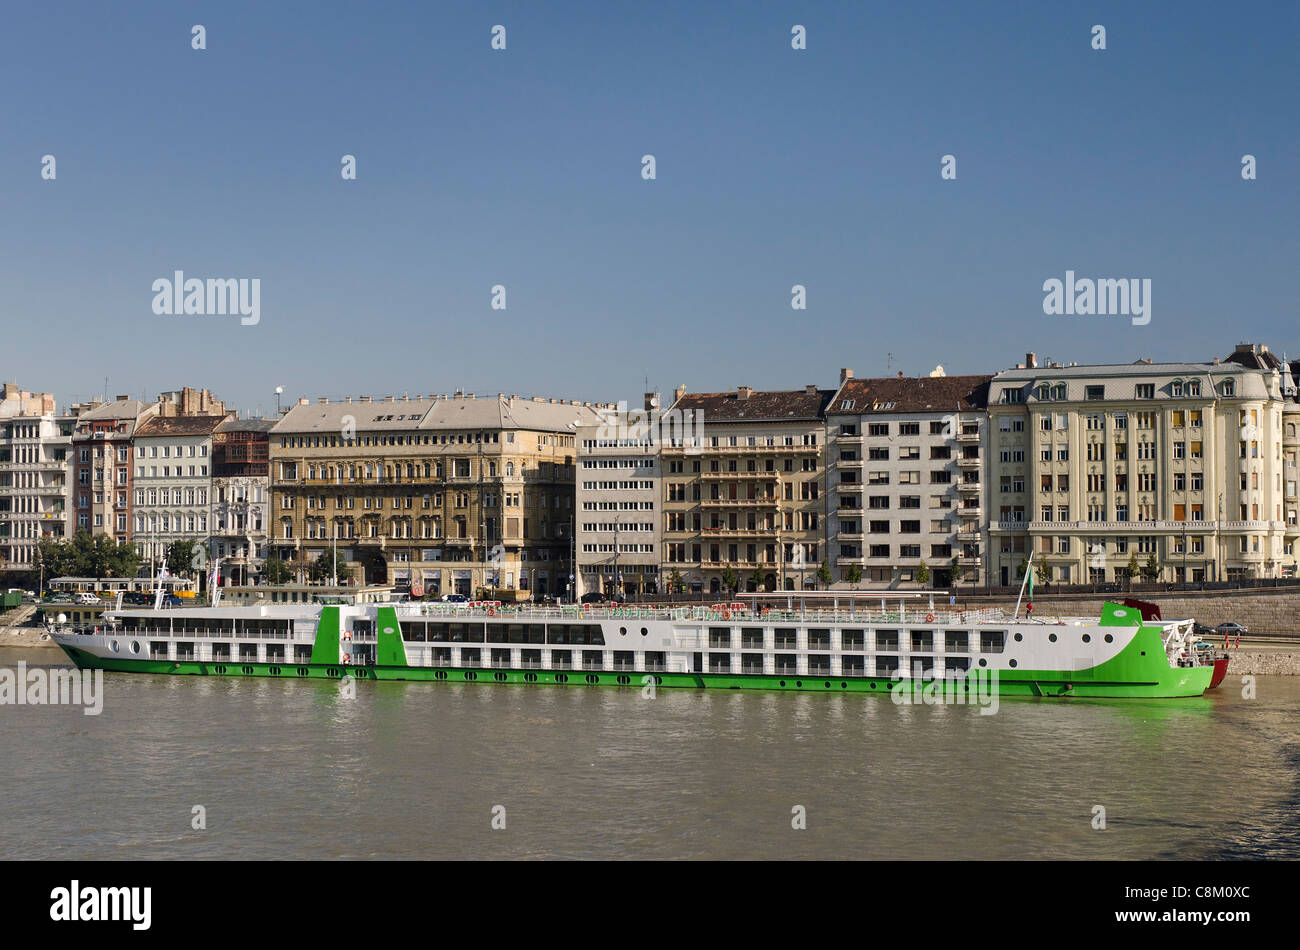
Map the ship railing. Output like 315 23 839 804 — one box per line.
397 603 1010 626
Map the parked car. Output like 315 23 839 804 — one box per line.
580 592 607 604
45 593 73 604
441 593 468 603
121 592 151 606
1214 621 1248 636
74 592 101 605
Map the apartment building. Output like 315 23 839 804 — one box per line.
132 414 232 573
660 385 833 594
575 394 664 599
71 398 159 542
268 393 604 598
0 384 77 576
825 368 992 589
987 347 1292 586
210 418 274 586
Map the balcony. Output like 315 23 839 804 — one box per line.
956 430 980 443
957 506 982 519
956 482 981 494
701 470 776 479
957 456 981 469
698 496 779 507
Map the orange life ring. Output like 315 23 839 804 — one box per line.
343 631 352 640
487 607 496 617
721 610 731 620
926 613 935 623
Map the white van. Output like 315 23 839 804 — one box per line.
74 592 101 605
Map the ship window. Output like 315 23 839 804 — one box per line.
774 628 797 649
875 630 899 651
842 655 865 675
709 653 731 673
876 656 899 675
944 631 968 652
708 626 731 649
775 653 797 673
841 629 865 651
742 629 764 650
980 632 1005 654
910 632 932 652
808 628 831 650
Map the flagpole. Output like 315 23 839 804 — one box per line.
1013 559 1033 620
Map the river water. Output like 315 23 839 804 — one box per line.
2 646 1297 860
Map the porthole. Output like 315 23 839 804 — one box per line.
824 681 831 689
619 627 627 636
978 658 987 667
1082 634 1091 643
1014 632 1023 642
297 667 309 677
1048 633 1057 643
640 627 648 636
779 680 786 687
841 682 848 689
269 666 281 675
214 664 226 674
109 640 120 653
653 675 662 685
555 673 568 684
242 665 254 675
434 670 448 680
616 674 631 685
494 672 507 682
1009 659 1018 668
129 640 141 655
465 671 478 681
1104 634 1114 643
870 682 877 689
796 680 803 688
524 673 538 683
585 674 599 685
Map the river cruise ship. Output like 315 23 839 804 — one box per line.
47 592 1214 698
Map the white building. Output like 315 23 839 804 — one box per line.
0 384 76 577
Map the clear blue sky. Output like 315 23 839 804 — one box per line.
2 0 1296 415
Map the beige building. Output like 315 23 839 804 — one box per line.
987 347 1293 587
660 385 833 594
269 393 605 598
0 384 76 576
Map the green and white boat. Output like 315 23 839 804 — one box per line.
49 591 1213 699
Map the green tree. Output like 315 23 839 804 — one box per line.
667 569 683 594
1036 556 1053 586
164 540 196 577
1126 551 1140 586
309 550 352 584
748 566 764 592
845 562 863 589
1141 553 1160 582
816 558 832 589
720 565 739 594
949 555 962 586
916 560 930 587
1015 557 1029 580
263 557 292 585
36 536 78 583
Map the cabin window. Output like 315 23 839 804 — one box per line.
876 656 899 675
775 653 797 674
741 628 764 650
980 631 1006 654
841 629 865 651
945 631 968 652
708 653 731 673
582 650 604 671
774 628 797 649
842 655 865 675
550 650 572 669
644 651 666 671
808 628 831 650
808 654 831 675
875 630 899 651
911 632 933 652
708 626 731 649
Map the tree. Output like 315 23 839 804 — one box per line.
949 555 962 586
263 557 292 585
43 530 140 580
816 558 832 589
845 563 862 589
1126 551 1140 586
1036 556 1053 586
720 565 739 595
748 566 764 592
1015 557 1029 580
36 536 78 582
667 569 683 594
916 560 930 587
164 540 196 578
309 550 352 584
1141 553 1160 582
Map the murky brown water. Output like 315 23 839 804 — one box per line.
1 646 1296 859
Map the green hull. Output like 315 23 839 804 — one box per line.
57 629 1213 700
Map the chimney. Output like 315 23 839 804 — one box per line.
1212 357 1220 364
360 396 371 403
737 386 753 399
805 385 818 394
318 397 328 404
385 395 395 402
1025 353 1037 369
117 394 130 402
675 385 687 404
897 371 903 378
